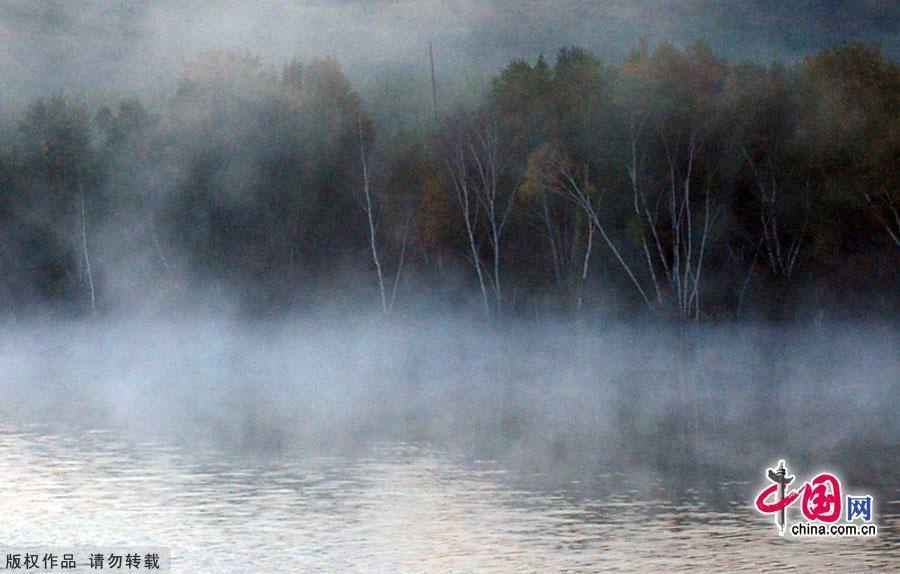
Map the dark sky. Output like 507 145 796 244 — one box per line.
0 1 896 100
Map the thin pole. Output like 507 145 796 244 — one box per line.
429 41 438 118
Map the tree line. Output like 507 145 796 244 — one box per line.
0 42 896 320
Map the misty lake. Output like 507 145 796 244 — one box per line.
2 0 898 570
1 318 898 571
1 424 897 573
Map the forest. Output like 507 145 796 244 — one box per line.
0 40 897 321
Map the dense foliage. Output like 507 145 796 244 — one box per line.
1 42 896 320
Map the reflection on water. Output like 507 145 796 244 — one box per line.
0 425 897 573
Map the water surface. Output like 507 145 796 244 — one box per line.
1 425 896 572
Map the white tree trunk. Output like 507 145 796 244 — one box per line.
77 184 96 316
387 208 412 317
358 118 387 315
447 139 491 316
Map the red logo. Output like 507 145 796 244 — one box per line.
754 460 842 535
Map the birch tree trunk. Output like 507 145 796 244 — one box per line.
446 131 491 316
357 117 387 315
387 207 412 317
77 180 96 316
467 116 513 318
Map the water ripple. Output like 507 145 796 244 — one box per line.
0 426 896 572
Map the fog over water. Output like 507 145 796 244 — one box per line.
1 314 898 571
2 315 897 485
0 1 898 571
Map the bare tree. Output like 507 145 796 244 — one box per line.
445 129 491 316
76 179 96 316
387 206 413 316
357 116 413 318
557 156 658 313
729 235 764 318
740 145 809 279
651 131 717 321
357 116 387 315
444 113 515 317
467 115 516 316
530 128 718 322
524 145 594 308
